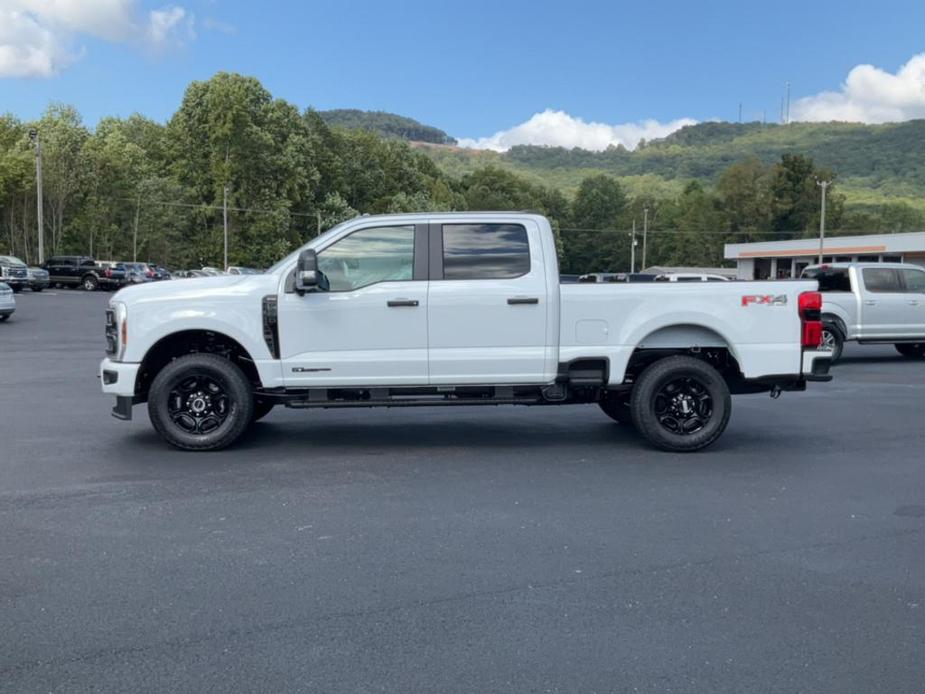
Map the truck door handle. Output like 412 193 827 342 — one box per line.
864 300 877 306
909 300 920 306
387 299 419 307
507 296 539 305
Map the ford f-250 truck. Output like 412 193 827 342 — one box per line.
801 262 925 362
100 213 832 452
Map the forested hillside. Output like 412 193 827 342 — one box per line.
319 109 456 145
422 120 925 213
2 72 923 276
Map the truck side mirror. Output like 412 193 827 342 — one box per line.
295 249 329 293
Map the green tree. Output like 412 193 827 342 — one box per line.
565 174 628 273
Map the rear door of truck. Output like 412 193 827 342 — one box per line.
427 220 549 384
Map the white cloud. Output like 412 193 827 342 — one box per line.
146 6 194 47
792 53 925 123
457 109 698 152
0 0 195 78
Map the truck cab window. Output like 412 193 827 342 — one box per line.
862 268 902 293
317 225 414 292
902 268 925 293
442 223 529 280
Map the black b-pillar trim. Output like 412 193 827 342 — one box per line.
428 222 444 280
412 223 430 281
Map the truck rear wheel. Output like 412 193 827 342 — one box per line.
895 343 925 359
630 356 731 452
148 353 254 451
81 275 99 291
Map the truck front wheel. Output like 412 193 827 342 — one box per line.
148 353 254 451
630 356 731 452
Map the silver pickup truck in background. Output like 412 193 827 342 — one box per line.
802 262 925 361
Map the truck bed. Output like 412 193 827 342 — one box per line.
559 280 818 381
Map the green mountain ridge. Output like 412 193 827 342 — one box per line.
318 109 457 145
415 120 925 211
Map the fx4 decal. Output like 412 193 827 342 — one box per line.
741 294 788 307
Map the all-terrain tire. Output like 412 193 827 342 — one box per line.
148 353 254 451
630 356 732 452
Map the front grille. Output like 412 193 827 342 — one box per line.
10 267 27 278
105 308 117 354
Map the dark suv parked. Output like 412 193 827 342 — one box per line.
43 256 125 291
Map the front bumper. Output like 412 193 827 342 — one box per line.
4 278 27 289
100 358 142 420
100 357 141 397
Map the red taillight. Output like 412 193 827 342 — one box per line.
799 291 822 348
104 268 112 278
145 270 154 277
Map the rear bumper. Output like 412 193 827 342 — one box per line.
802 350 833 382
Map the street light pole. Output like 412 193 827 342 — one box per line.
642 206 649 270
630 218 636 273
817 179 830 264
29 129 44 264
223 184 229 271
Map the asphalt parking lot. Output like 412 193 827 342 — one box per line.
2 289 924 693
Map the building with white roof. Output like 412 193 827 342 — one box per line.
724 231 925 279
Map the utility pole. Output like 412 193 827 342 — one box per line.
785 81 791 124
223 184 229 271
642 206 649 271
317 210 322 236
132 193 141 261
817 179 830 264
29 129 44 264
630 219 636 273
738 102 742 123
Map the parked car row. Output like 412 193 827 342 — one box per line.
36 256 172 291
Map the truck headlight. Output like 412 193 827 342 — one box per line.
106 302 128 361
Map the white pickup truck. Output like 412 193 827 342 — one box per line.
801 262 925 361
100 213 831 452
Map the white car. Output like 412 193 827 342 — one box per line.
100 213 832 453
801 262 925 361
0 282 15 321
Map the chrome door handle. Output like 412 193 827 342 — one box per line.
387 298 419 307
864 300 876 306
507 296 539 305
909 300 920 306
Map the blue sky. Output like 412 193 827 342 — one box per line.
3 0 925 150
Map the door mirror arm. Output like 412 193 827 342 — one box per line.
294 249 329 294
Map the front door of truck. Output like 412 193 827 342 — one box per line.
900 266 925 337
278 224 430 387
427 221 550 384
859 267 908 339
